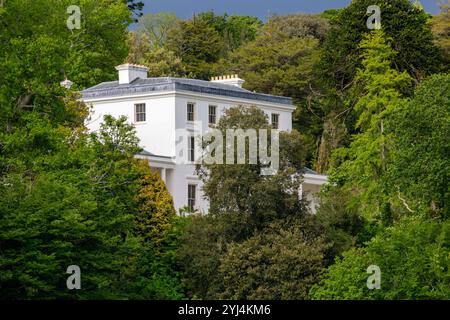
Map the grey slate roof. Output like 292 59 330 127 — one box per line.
81 77 293 106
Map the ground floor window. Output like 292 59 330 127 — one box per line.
188 184 196 212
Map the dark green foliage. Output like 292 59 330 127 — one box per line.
218 220 328 300
315 187 369 263
177 213 253 299
320 0 443 89
314 0 444 172
387 73 450 218
0 114 184 299
166 18 224 79
197 12 263 51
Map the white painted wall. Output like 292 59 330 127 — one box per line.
86 95 176 157
85 90 296 214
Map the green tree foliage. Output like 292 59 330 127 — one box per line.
178 106 330 299
197 106 306 228
431 4 450 70
268 13 330 43
0 114 183 299
126 14 186 77
128 11 262 79
320 0 442 88
135 13 179 49
386 73 450 219
126 34 187 77
217 221 328 300
0 0 183 296
315 187 371 263
330 30 412 221
217 25 323 164
0 0 131 132
177 213 253 299
310 217 450 300
314 0 444 172
196 12 263 51
166 17 224 79
135 161 177 246
222 29 321 106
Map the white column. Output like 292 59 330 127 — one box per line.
161 168 167 183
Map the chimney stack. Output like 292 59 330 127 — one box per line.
115 64 149 85
211 74 245 88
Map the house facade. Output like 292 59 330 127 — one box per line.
81 64 327 214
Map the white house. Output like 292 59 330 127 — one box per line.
81 64 327 214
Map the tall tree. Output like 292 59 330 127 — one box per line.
217 20 325 166
196 106 306 227
330 30 412 222
386 73 450 219
135 13 179 49
268 13 330 43
0 0 132 132
197 12 263 51
431 3 450 69
314 0 444 172
178 106 316 299
166 18 224 79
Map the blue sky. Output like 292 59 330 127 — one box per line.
140 0 442 20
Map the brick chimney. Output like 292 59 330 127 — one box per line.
211 74 245 88
115 64 149 85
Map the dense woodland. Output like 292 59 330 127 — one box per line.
0 0 449 299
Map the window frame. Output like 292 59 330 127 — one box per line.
271 113 280 129
187 184 197 212
188 136 195 163
208 105 217 125
134 103 146 123
187 102 195 122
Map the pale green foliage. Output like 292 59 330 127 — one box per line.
268 13 330 42
431 4 450 67
126 32 187 77
310 217 450 300
330 30 412 221
135 13 179 49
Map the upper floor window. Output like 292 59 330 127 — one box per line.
135 103 146 123
208 105 217 125
271 113 279 129
187 102 195 122
188 136 195 162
